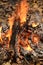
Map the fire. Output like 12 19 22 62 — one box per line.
20 0 29 23
4 13 16 48
0 26 2 42
24 45 32 51
0 11 16 48
18 32 32 52
16 0 32 52
32 34 40 45
17 0 29 26
8 12 16 41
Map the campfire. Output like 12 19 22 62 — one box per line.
0 0 43 65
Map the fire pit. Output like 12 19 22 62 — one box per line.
0 0 43 65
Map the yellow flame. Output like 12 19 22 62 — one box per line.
24 45 32 51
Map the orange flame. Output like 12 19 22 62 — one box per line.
18 32 32 51
20 0 29 23
0 26 2 42
17 0 29 26
8 12 16 41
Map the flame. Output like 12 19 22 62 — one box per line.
8 12 16 41
24 45 32 51
0 26 2 42
20 0 29 23
17 0 29 26
18 32 32 51
5 12 16 48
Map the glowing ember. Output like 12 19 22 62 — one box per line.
32 22 39 28
32 34 40 44
24 45 32 51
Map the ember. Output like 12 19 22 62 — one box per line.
31 22 39 28
32 34 40 44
